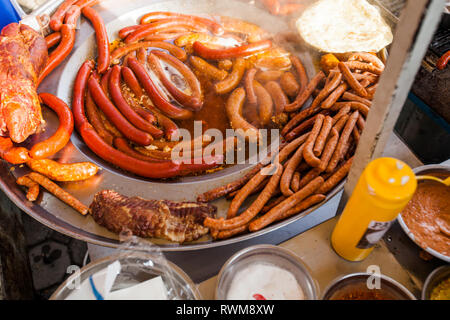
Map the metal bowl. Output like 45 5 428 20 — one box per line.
397 164 450 263
422 265 450 300
215 244 318 300
321 273 416 300
49 251 201 300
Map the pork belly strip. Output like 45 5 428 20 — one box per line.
90 190 217 243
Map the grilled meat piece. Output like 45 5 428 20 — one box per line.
0 23 47 143
90 190 217 243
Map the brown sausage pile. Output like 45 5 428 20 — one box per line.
198 51 384 240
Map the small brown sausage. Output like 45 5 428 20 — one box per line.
275 194 326 221
284 71 325 112
16 175 40 201
264 81 289 115
27 159 100 182
248 176 324 231
189 56 228 81
290 55 308 95
244 68 258 107
280 72 300 98
320 83 348 109
291 171 301 192
255 70 283 83
215 57 246 94
338 62 368 98
28 172 89 215
280 145 305 197
317 157 353 194
310 71 342 110
313 115 333 157
303 114 325 168
318 128 339 172
253 81 274 125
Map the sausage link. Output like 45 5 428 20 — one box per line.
82 6 110 74
318 128 339 172
302 114 325 167
320 83 348 109
333 114 349 133
88 74 153 145
108 65 163 138
28 172 89 215
49 0 78 31
332 104 351 125
338 62 367 97
253 81 273 125
121 66 179 140
342 91 372 106
275 194 326 222
348 52 385 70
125 18 208 43
332 101 370 117
27 159 99 182
313 115 333 157
225 87 261 143
45 32 62 49
0 137 30 164
248 176 324 231
110 41 187 63
210 224 248 240
326 111 359 173
148 50 203 111
291 171 301 192
29 93 73 159
284 71 325 112
85 90 115 145
264 81 288 115
279 72 300 98
280 145 305 196
344 61 383 75
193 40 272 60
204 163 283 230
244 68 258 107
255 70 283 83
290 55 308 95
127 57 193 120
114 138 168 162
72 60 94 130
140 11 224 35
317 157 353 194
311 71 342 110
215 57 247 95
16 175 40 201
189 56 228 81
283 114 317 142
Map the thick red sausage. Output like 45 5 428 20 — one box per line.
193 40 272 60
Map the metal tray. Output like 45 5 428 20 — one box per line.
0 0 345 251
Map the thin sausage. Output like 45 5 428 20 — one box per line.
45 32 62 49
253 81 273 125
311 71 342 110
110 41 187 63
28 172 89 215
338 62 367 97
189 56 228 81
127 57 194 120
215 57 247 95
280 72 300 98
342 91 372 106
280 145 305 196
148 50 203 111
313 115 333 157
344 61 383 75
302 114 324 168
29 93 74 159
284 71 325 112
283 114 317 142
82 6 110 73
275 194 326 221
16 175 40 201
264 81 288 115
85 90 115 145
320 83 348 109
281 104 321 137
348 52 384 69
318 128 339 172
248 176 324 231
244 68 258 107
290 55 308 95
210 224 248 240
114 138 168 163
317 157 353 194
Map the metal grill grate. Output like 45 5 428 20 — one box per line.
429 27 450 57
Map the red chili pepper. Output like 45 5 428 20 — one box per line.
253 294 266 300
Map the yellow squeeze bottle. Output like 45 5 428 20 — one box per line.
331 157 417 262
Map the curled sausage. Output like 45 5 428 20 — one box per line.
110 41 187 63
215 57 246 95
45 32 62 49
344 61 383 75
127 57 194 120
189 56 228 81
27 159 99 182
37 6 80 86
125 18 209 43
88 74 153 145
284 71 325 112
248 176 324 232
204 163 283 230
244 68 258 107
29 93 74 159
148 50 203 111
49 0 78 31
140 11 224 35
348 52 385 70
108 65 163 138
81 6 110 74
253 81 273 125
28 172 89 215
332 101 370 117
193 40 272 60
225 87 261 143
264 81 288 115
279 72 300 98
310 71 342 110
318 128 339 172
120 66 179 140
303 114 325 168
16 175 40 201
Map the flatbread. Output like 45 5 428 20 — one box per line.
296 0 393 53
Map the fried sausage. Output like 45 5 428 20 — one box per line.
302 114 325 168
253 81 273 125
215 58 246 95
313 115 333 157
27 159 99 182
280 72 300 98
16 175 40 201
284 71 325 112
189 56 228 81
280 144 305 196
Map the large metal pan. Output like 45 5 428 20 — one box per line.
1 0 346 251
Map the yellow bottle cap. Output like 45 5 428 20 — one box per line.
365 157 417 204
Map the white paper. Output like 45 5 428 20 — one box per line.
106 276 168 300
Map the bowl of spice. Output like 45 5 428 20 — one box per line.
215 244 318 300
322 273 416 300
422 265 450 300
398 164 450 262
